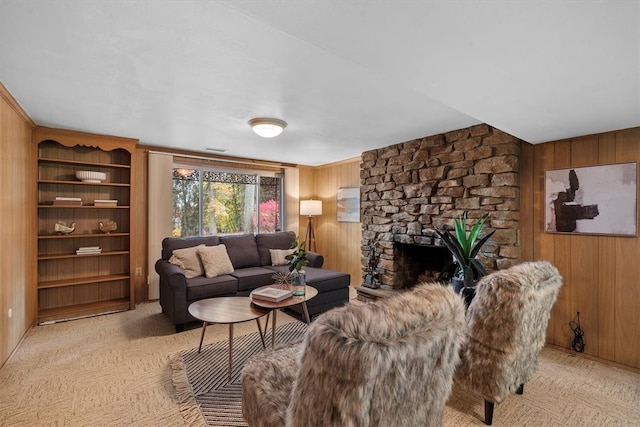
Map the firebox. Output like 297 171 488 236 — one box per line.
394 242 452 289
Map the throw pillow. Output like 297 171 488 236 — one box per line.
169 244 205 278
270 248 295 266
198 245 235 278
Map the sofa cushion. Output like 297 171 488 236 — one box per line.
266 266 350 293
256 231 296 266
270 248 295 266
198 245 235 278
231 267 279 291
186 275 238 301
169 244 205 278
219 234 262 269
304 267 351 293
161 236 220 260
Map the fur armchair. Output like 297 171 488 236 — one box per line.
241 283 466 427
454 260 563 425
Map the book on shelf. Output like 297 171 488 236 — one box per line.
93 199 118 207
76 246 102 255
251 287 293 302
52 200 83 206
53 196 82 206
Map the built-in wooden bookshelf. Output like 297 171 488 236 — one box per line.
34 127 138 324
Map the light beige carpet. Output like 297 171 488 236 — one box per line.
171 323 640 427
0 301 284 426
1 300 638 426
170 321 308 427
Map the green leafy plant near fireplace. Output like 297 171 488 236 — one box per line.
435 211 495 291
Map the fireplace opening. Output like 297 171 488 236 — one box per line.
394 243 453 289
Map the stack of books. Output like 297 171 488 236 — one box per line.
93 199 118 207
251 287 292 302
76 246 102 255
53 196 82 206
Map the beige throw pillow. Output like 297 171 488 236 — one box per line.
270 248 295 266
198 245 235 278
169 244 205 278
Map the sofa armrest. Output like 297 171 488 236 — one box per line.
306 251 324 268
155 259 188 291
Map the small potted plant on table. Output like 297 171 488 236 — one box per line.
285 236 309 296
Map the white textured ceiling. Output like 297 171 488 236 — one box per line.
0 1 638 166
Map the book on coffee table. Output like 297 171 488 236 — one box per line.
251 287 292 302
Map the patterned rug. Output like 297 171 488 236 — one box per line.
170 321 308 427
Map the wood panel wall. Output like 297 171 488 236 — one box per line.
305 158 362 286
520 127 640 369
132 147 149 301
0 84 36 368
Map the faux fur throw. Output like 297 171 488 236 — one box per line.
454 260 563 404
242 283 466 427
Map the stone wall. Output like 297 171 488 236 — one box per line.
360 124 522 288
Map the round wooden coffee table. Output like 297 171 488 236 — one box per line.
250 285 318 347
188 297 268 380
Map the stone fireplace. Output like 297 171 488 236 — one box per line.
360 124 522 289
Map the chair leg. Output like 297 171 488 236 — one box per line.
516 383 524 395
484 399 494 425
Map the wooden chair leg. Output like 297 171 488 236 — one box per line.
516 383 524 395
484 399 494 425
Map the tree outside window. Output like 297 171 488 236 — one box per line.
172 168 282 237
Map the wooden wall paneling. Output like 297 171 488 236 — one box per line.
317 165 337 267
519 141 534 261
569 136 600 357
535 142 558 342
533 128 639 368
133 147 148 301
550 140 573 347
0 94 5 364
595 132 617 361
313 158 361 285
0 86 35 367
533 143 555 261
297 166 315 240
612 129 640 368
336 161 361 283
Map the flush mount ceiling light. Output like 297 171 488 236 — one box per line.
248 117 287 138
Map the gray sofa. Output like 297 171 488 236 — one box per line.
155 231 351 332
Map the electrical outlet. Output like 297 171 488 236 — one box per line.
135 267 142 277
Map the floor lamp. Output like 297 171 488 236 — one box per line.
300 200 322 252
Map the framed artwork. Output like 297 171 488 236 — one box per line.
545 162 637 236
337 187 360 222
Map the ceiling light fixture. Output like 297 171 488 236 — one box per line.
248 117 287 138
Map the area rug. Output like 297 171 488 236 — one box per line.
170 321 308 427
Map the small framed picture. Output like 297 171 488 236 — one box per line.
337 187 360 223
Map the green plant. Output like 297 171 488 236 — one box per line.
435 212 495 287
285 235 309 272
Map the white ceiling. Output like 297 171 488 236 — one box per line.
1 1 638 166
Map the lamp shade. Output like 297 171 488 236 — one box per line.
248 118 287 138
300 200 322 216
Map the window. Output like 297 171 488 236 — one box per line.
172 167 283 237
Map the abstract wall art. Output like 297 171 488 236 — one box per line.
545 162 637 236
